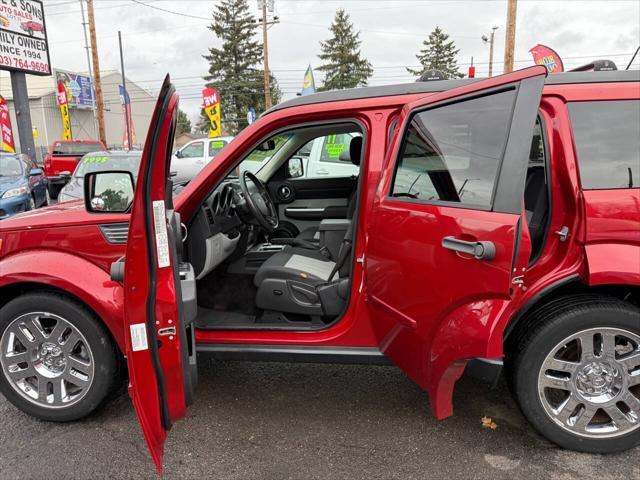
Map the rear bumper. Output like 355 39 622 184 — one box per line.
0 193 30 219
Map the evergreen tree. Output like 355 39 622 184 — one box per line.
202 0 279 134
407 26 464 79
176 109 192 136
317 9 373 91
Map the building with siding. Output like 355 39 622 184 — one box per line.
0 71 156 161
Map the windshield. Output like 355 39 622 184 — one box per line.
236 133 292 176
74 153 142 178
0 155 24 177
52 142 104 156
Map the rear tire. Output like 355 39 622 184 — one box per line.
510 295 640 453
0 293 118 422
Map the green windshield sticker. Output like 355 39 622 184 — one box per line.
83 155 108 164
211 141 226 149
325 143 345 158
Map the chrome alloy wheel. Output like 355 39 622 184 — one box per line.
538 327 640 438
0 312 95 408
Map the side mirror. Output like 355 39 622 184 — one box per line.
29 167 43 176
59 170 71 178
256 139 276 151
84 171 135 213
287 156 304 178
175 150 183 158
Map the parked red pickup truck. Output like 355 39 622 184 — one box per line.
43 139 106 199
0 67 639 473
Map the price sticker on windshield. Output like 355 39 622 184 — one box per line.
152 200 170 268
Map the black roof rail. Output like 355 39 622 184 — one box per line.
264 70 640 117
570 59 618 72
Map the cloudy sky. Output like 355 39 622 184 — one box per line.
36 0 640 121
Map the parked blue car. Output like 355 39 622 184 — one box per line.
0 152 49 220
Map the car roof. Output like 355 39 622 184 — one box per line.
265 70 640 116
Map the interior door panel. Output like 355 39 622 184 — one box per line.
268 176 356 232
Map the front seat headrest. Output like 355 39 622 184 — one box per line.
349 136 363 166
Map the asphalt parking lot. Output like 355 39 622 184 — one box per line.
0 356 638 480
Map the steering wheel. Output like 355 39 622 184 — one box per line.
240 171 279 232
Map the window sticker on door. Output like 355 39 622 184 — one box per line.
152 200 171 268
130 323 149 352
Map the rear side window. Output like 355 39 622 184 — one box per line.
390 89 516 208
569 100 640 189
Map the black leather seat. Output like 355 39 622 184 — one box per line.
296 136 362 242
253 247 336 287
254 224 355 317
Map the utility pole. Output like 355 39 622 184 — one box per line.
482 26 499 77
10 73 36 161
119 32 132 151
261 0 272 110
86 0 106 145
503 0 518 73
79 0 98 138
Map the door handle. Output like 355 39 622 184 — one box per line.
442 236 496 260
315 169 329 175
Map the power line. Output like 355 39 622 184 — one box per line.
129 0 211 20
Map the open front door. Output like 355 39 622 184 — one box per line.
366 66 546 419
122 76 197 473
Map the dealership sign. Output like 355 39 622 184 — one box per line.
55 70 95 109
0 0 50 75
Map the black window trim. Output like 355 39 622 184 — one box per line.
385 84 519 212
527 113 553 266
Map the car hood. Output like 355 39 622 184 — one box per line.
0 199 128 232
0 175 26 195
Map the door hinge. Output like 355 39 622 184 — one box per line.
555 226 570 242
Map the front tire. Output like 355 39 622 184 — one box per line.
47 183 61 200
0 293 118 422
510 295 640 453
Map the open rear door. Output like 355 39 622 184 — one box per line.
122 75 197 473
366 66 547 418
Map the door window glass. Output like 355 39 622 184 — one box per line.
391 89 516 208
180 141 204 158
568 100 640 189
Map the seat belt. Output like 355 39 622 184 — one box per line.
327 223 354 282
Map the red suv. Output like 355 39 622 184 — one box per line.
0 66 638 472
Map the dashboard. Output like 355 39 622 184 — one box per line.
187 182 245 279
